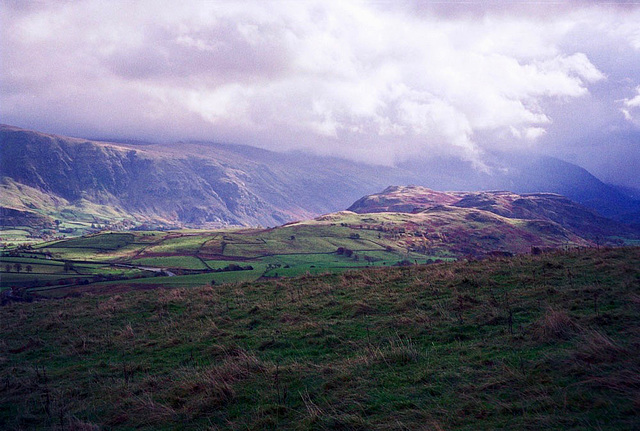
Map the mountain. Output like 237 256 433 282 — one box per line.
2 125 639 235
347 185 640 243
0 125 415 229
398 153 640 222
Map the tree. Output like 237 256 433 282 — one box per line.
14 263 22 273
63 261 74 273
26 265 33 273
5 264 11 272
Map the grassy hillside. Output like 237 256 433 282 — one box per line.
0 225 417 292
2 201 606 293
1 247 638 430
348 186 639 241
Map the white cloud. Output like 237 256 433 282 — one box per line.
621 86 640 124
0 0 634 169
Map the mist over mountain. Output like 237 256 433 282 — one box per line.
1 125 639 229
398 153 640 222
3 2 640 192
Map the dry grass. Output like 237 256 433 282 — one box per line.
574 329 626 363
1 246 639 430
351 300 378 317
66 417 101 431
130 394 178 425
533 307 579 341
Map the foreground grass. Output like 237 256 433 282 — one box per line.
1 247 639 430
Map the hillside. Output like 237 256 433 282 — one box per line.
0 125 415 230
398 153 640 222
2 125 639 240
348 186 639 241
4 183 640 292
0 210 589 292
2 247 639 430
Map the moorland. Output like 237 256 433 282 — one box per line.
1 246 639 430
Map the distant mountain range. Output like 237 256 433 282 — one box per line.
2 124 639 230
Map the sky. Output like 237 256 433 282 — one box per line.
2 0 640 188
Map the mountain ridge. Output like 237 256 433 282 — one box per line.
2 125 639 234
347 185 639 242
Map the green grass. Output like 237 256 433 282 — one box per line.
0 229 31 238
47 232 135 250
131 256 209 270
1 247 638 430
4 210 635 295
1 273 84 285
0 254 151 289
144 234 211 254
1 256 65 266
87 267 266 289
3 224 420 291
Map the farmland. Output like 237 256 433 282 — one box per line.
2 202 631 296
5 184 640 297
0 216 438 294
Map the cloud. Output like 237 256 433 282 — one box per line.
0 0 638 178
621 86 640 124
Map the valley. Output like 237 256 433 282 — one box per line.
4 2 640 429
2 125 640 431
3 185 639 296
2 129 640 431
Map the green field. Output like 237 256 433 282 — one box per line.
1 219 433 292
1 247 638 429
50 232 135 249
0 229 31 238
131 256 209 270
1 206 634 294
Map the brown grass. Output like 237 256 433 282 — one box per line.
574 329 626 363
66 417 101 431
351 300 377 317
130 394 178 425
533 307 579 341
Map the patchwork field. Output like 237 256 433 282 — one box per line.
1 218 433 293
2 203 635 296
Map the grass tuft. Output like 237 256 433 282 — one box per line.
574 329 626 363
533 307 579 341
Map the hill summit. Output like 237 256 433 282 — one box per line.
347 185 638 241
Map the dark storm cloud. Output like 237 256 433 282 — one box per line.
1 0 639 187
